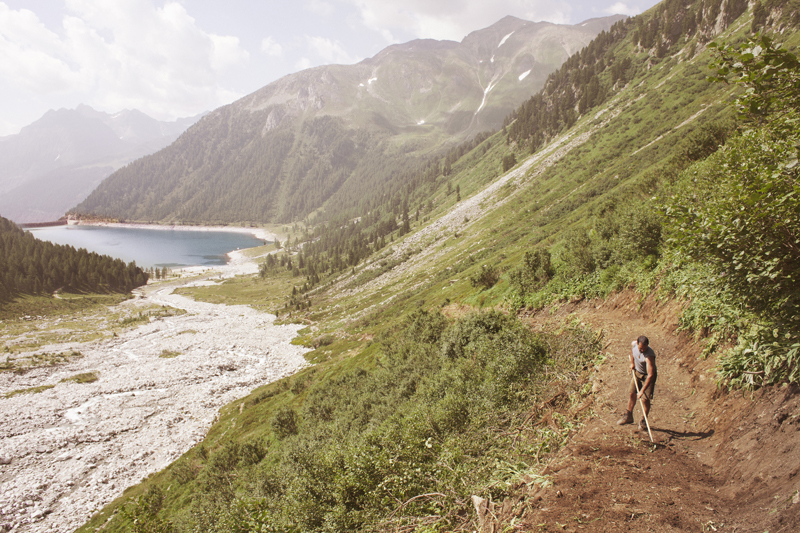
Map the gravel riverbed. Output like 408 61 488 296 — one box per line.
0 257 308 532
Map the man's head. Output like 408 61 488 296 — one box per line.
637 335 649 353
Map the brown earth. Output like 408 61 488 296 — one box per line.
484 291 800 533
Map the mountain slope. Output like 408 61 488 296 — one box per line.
0 106 203 223
71 15 624 225
72 1 800 532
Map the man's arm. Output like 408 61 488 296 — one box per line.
629 340 636 370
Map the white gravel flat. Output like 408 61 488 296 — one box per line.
0 260 308 533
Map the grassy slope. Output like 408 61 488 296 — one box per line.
76 5 797 532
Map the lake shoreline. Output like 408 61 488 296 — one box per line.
30 222 277 270
71 220 278 242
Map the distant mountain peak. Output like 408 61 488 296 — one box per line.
0 104 203 223
73 14 624 225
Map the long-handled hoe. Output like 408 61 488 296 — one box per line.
632 370 654 442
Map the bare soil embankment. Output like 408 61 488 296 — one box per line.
0 265 308 533
485 291 799 532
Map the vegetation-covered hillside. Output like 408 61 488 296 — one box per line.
76 1 800 532
0 216 148 302
70 16 623 225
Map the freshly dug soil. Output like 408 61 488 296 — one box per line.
489 291 800 532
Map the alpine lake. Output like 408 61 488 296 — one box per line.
27 225 267 269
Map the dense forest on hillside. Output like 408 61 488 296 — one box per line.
0 216 148 301
507 0 750 152
72 115 399 224
74 108 497 231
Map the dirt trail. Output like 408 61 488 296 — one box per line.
492 291 800 532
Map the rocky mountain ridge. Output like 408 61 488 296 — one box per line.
72 15 624 225
0 106 203 223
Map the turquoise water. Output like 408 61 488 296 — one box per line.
28 225 266 269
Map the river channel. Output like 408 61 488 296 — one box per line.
0 260 309 532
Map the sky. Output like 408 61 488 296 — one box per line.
0 0 663 136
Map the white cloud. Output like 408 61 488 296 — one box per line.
0 4 84 94
261 36 283 57
604 2 641 16
341 0 572 42
305 0 335 17
307 35 359 64
210 34 249 71
0 0 250 123
295 57 313 71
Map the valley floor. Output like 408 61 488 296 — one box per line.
489 292 800 532
0 256 308 533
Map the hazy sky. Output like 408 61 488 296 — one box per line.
0 0 662 135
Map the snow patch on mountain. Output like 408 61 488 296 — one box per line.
519 70 531 81
476 80 498 115
498 32 514 47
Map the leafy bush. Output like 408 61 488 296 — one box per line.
614 205 662 262
508 249 554 297
120 486 175 533
663 35 800 387
439 310 508 360
666 120 800 331
469 264 500 290
312 334 334 348
589 202 662 269
599 264 623 293
560 228 595 274
171 459 200 485
271 407 299 439
708 34 800 124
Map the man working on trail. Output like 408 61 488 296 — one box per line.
617 335 657 431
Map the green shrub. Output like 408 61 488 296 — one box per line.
439 310 509 360
614 205 662 262
599 265 622 293
271 407 299 439
120 487 174 533
60 372 98 384
508 249 554 297
171 460 199 485
560 228 595 274
402 308 449 345
312 334 335 348
469 264 500 290
718 326 800 387
152 310 601 533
